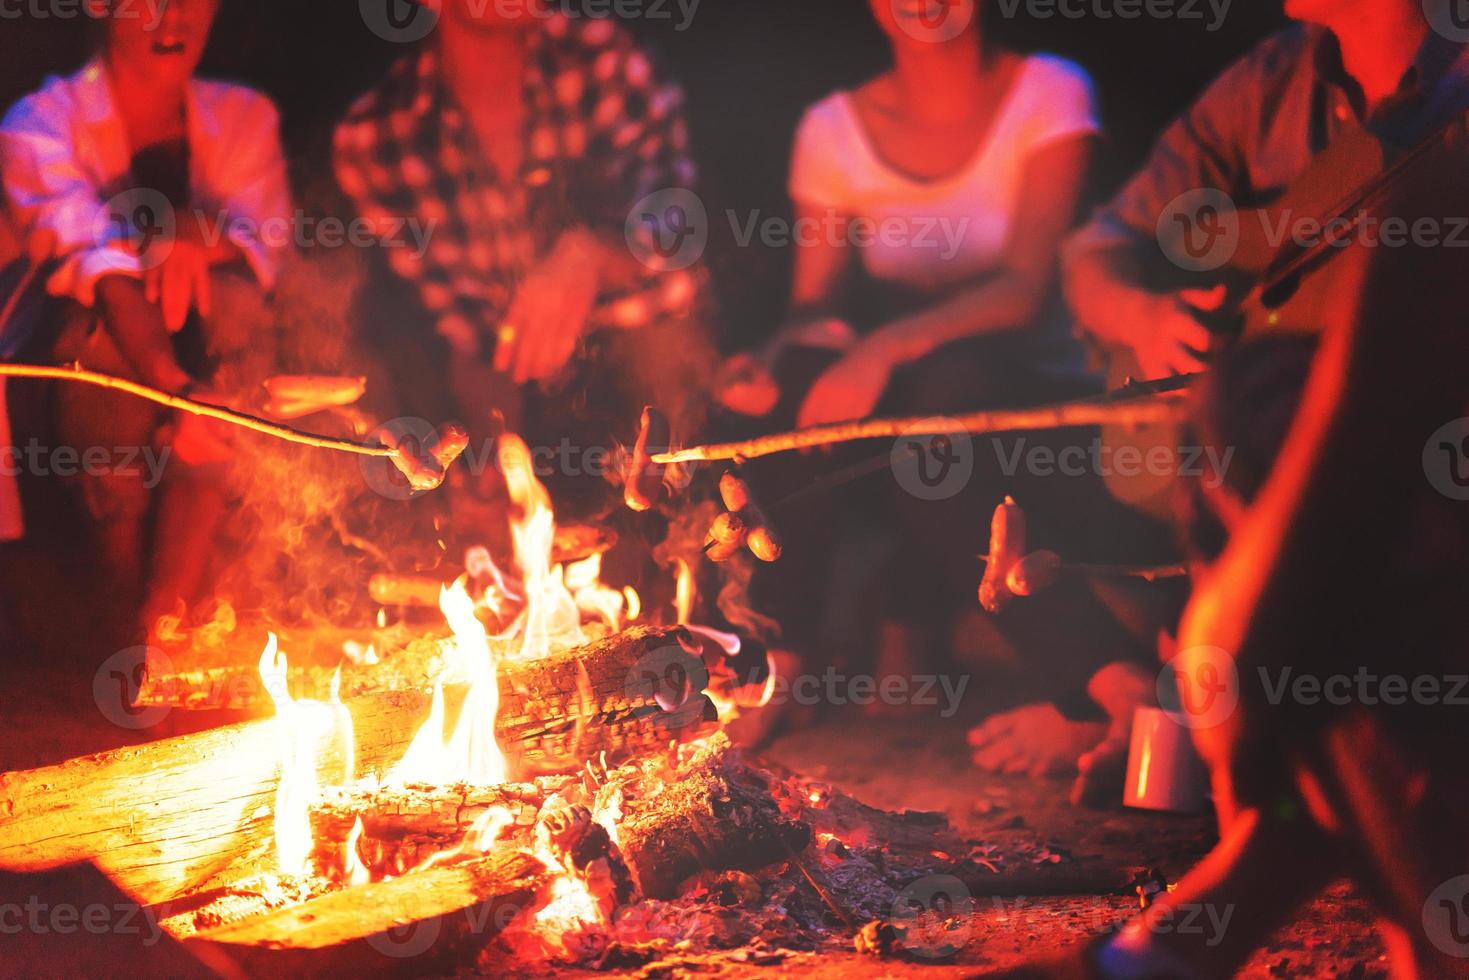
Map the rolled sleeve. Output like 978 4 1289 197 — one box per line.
1 95 143 306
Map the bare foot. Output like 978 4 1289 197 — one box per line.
967 703 1106 777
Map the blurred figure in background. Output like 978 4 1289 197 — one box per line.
1024 0 1469 805
717 0 1097 425
713 0 1159 756
334 0 712 523
0 0 291 641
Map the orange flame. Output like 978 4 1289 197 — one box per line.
258 633 352 877
256 430 648 899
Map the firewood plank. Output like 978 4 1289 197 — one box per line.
0 627 697 906
187 849 546 951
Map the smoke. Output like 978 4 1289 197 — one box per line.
160 249 445 649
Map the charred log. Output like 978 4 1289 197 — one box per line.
614 737 810 899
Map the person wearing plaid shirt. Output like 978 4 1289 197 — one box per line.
333 5 708 468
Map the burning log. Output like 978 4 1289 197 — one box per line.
613 736 810 899
0 626 712 905
308 780 573 881
188 848 547 965
495 626 719 772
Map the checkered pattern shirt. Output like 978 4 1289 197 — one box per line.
334 15 698 356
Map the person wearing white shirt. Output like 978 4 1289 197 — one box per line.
0 0 290 637
711 0 1131 751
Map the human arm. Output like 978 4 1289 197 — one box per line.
1062 38 1275 378
797 134 1093 427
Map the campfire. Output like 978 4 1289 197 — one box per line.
0 424 1003 976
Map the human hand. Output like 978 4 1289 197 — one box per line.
1131 285 1227 380
494 230 602 385
144 218 212 334
795 339 896 429
714 352 780 417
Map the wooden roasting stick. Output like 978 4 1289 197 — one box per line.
0 363 467 491
655 376 1194 465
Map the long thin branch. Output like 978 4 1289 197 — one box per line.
980 556 1191 582
0 362 396 458
654 376 1197 465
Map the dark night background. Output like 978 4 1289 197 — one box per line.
0 0 1289 347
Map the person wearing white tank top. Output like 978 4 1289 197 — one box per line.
715 0 1100 428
